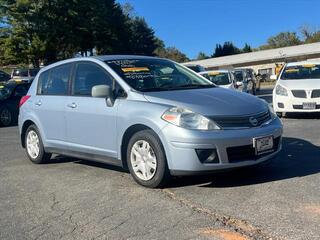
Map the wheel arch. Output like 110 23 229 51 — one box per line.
120 123 168 170
21 120 36 148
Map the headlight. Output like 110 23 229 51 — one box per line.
161 107 221 130
275 85 288 96
261 99 277 120
268 104 277 119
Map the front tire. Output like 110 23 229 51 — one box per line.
25 124 51 164
127 130 170 188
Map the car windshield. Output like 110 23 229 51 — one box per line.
281 64 320 80
105 59 214 92
201 72 231 85
0 85 13 100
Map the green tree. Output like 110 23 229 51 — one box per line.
260 32 301 50
300 25 320 44
196 51 209 60
213 41 240 57
127 17 158 56
0 0 160 66
242 43 252 53
155 46 189 63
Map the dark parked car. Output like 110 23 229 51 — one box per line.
0 70 11 85
0 82 31 126
11 68 40 83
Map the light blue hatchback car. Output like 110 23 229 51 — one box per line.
19 55 283 188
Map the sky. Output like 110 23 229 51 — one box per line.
118 0 320 59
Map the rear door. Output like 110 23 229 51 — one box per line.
33 63 72 149
65 61 119 159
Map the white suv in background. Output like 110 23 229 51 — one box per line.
272 61 320 117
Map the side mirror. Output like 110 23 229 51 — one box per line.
92 85 111 98
270 74 277 80
92 85 114 107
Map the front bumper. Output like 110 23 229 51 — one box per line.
273 93 320 113
159 118 283 175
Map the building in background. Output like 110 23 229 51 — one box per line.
184 42 320 81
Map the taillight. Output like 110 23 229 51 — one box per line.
19 95 31 108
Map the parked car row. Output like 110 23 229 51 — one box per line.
197 68 260 95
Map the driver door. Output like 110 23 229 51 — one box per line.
65 61 119 159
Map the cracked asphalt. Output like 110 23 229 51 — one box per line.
1 88 320 240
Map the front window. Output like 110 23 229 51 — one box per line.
281 64 320 80
202 72 231 85
105 59 213 92
73 62 113 96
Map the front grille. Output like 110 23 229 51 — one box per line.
311 89 320 98
227 137 281 163
291 90 306 98
210 111 271 129
292 104 320 109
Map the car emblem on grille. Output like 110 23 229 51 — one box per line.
249 117 258 126
307 90 312 96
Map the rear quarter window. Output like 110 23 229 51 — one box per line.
37 64 72 95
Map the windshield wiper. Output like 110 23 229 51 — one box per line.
141 87 170 92
168 84 215 90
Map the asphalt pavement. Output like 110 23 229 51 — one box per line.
1 88 319 240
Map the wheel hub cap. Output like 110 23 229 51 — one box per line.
26 130 40 159
130 140 157 181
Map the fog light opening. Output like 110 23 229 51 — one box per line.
277 102 284 108
196 149 219 164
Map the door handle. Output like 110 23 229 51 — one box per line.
35 100 42 106
67 103 77 109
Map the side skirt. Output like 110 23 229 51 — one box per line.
45 147 123 168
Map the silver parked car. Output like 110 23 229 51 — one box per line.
18 55 283 188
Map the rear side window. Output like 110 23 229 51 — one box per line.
38 64 72 95
73 62 113 96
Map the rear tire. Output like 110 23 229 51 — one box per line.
0 106 13 126
127 130 170 188
25 124 51 164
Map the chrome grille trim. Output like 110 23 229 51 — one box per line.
209 111 271 129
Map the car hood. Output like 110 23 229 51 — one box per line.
143 87 267 116
279 79 320 89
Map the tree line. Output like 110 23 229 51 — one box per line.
0 0 189 67
1 1 319 66
196 26 320 60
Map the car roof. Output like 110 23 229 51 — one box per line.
38 55 169 74
286 61 320 67
199 70 229 74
